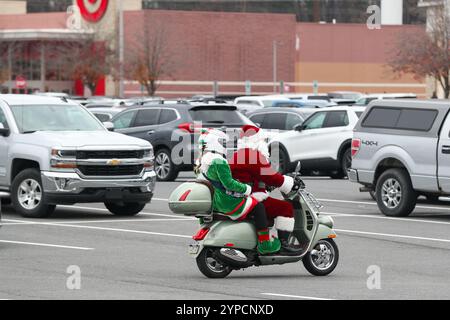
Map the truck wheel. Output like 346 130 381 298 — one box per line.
196 248 232 279
340 148 352 178
11 168 55 218
375 169 417 217
302 239 339 276
105 202 146 216
155 148 179 181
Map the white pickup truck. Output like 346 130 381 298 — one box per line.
0 94 156 218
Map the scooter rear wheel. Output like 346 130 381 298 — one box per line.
196 248 232 279
302 239 339 276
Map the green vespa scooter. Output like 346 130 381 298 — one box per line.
169 162 339 278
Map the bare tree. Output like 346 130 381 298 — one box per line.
0 41 10 86
388 5 450 98
48 30 116 95
126 14 175 96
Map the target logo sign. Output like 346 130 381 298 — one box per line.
76 0 109 23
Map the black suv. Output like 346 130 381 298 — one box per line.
111 103 253 181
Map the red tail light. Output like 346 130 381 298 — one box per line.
351 138 361 157
178 122 194 133
193 228 209 241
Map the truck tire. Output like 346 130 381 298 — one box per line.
340 148 352 178
105 202 146 216
11 168 56 218
375 168 417 217
155 148 179 181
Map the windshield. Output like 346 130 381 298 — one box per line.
189 109 251 125
11 104 105 133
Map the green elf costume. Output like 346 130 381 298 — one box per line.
196 129 281 255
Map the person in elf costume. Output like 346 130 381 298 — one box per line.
229 125 307 249
196 128 281 255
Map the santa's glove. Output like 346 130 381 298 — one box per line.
244 185 252 196
252 191 269 202
279 175 295 194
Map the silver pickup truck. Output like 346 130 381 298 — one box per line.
348 99 450 217
0 94 156 218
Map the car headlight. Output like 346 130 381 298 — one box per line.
143 148 154 159
51 148 77 169
143 148 154 170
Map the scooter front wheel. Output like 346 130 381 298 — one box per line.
302 239 339 276
196 248 232 279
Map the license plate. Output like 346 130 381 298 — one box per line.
188 244 200 255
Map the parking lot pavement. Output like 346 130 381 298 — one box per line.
1 172 449 300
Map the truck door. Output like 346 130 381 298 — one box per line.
437 113 450 192
0 107 9 187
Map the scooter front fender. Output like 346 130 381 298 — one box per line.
203 220 257 250
312 223 336 245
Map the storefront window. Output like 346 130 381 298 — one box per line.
11 42 41 81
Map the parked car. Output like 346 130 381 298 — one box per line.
111 103 253 181
328 91 362 104
0 94 156 218
274 93 331 102
247 107 317 134
349 99 450 217
85 101 128 109
234 95 290 114
354 93 417 106
89 107 126 123
272 99 337 109
270 106 365 178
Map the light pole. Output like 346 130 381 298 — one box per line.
117 0 124 97
273 40 277 93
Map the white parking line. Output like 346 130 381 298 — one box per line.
322 211 450 226
261 293 333 300
59 204 196 220
153 196 450 212
5 216 450 245
0 239 94 250
2 217 194 226
335 228 450 243
1 219 192 239
317 198 450 212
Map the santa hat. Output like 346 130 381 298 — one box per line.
238 125 270 158
240 125 260 138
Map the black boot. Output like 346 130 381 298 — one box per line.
278 230 307 255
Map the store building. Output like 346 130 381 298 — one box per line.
0 0 428 97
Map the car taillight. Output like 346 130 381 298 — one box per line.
178 122 194 133
193 227 209 241
351 138 361 157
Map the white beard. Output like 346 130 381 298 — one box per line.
237 132 270 159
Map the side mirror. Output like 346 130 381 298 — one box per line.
0 123 10 137
103 121 115 132
294 124 305 132
295 161 302 173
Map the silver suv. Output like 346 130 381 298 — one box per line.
348 99 449 217
0 95 156 218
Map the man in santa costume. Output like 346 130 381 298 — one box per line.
229 125 304 247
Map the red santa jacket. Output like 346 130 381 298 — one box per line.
229 148 286 192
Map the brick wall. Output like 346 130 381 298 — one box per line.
123 10 297 96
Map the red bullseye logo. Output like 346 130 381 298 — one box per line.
76 0 109 23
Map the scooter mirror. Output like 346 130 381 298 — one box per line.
295 161 301 174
